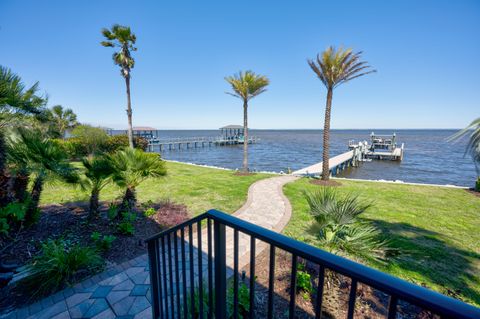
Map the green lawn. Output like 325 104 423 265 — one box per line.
283 178 480 306
41 161 271 215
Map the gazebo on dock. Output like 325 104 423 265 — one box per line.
220 125 244 141
132 126 158 140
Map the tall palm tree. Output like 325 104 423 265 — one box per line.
308 47 376 180
101 25 137 148
0 66 46 206
109 148 166 211
225 71 269 172
80 155 115 218
49 105 78 139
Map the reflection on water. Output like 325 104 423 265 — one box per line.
130 129 475 187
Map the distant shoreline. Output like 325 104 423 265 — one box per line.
164 160 469 189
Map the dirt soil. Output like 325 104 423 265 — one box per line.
246 248 439 319
0 201 189 312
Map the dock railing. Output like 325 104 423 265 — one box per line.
145 209 480 319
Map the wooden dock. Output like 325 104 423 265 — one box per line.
292 144 366 176
147 136 258 152
293 138 404 177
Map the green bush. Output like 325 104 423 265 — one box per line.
23 239 103 297
117 221 135 235
0 201 29 235
70 125 109 155
185 280 250 318
143 207 156 217
107 202 119 220
91 231 116 252
476 177 480 192
103 135 148 153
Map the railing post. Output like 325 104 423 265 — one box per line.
214 219 227 318
147 240 161 318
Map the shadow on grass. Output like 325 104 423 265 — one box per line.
365 219 480 306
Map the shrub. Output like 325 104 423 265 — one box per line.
0 218 9 235
185 280 250 318
117 221 135 235
305 188 391 263
143 207 156 217
107 202 119 220
296 263 313 297
23 239 103 297
476 177 480 192
117 211 136 235
0 201 29 235
91 231 116 252
104 135 148 153
70 125 109 155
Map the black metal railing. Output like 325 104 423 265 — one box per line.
145 209 480 319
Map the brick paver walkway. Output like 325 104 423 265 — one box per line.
5 175 297 319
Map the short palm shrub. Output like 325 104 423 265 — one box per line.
0 201 28 235
91 231 116 252
110 148 166 211
80 155 115 218
23 239 103 297
117 211 136 235
305 188 391 263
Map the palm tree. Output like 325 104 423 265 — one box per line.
449 118 480 189
8 128 78 224
80 155 115 218
308 47 376 180
305 188 390 263
101 25 137 148
109 148 166 211
0 66 46 206
49 105 78 139
225 71 269 172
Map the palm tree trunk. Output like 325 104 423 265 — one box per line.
243 100 248 172
26 174 44 225
122 186 136 212
13 168 29 202
322 88 333 181
0 130 9 207
125 75 134 148
89 188 100 218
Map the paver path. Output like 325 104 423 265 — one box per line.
8 175 297 319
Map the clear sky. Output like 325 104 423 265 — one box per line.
1 0 479 129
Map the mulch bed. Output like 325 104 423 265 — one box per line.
466 188 480 198
234 171 256 176
309 179 342 187
246 248 438 319
0 200 189 312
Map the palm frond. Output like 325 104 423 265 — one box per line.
308 46 376 90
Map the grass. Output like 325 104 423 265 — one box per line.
41 161 271 215
283 178 480 306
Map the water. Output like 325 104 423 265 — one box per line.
121 129 477 187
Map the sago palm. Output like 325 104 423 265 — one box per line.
450 118 480 174
109 148 166 211
308 47 375 180
0 66 46 206
225 71 269 172
101 25 137 148
49 105 78 139
8 128 78 224
80 155 115 218
305 188 390 263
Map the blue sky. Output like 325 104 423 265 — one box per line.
1 0 479 129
